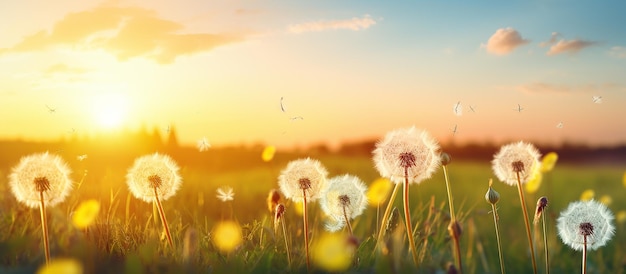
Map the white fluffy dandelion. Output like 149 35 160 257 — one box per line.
557 200 615 251
277 157 329 269
372 126 441 266
9 152 74 209
8 152 74 264
492 141 541 186
372 126 441 185
319 174 368 233
126 153 182 247
126 153 182 203
278 158 328 203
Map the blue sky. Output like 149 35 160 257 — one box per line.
1 0 625 148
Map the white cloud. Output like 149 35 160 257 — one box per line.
608 46 626 59
288 15 376 34
546 39 595 55
482 27 530 55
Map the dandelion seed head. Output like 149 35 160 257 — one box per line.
319 174 368 232
557 200 615 251
492 141 541 186
278 158 328 203
373 127 441 184
126 153 182 203
9 152 73 208
216 186 234 202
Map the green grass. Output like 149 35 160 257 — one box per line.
0 155 624 273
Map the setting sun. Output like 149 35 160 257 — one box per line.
92 93 129 129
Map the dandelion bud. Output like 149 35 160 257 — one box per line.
533 196 548 225
440 152 451 166
446 262 459 274
485 179 500 205
267 189 281 213
447 220 462 239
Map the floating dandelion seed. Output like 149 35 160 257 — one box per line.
319 174 368 234
216 186 234 202
126 153 181 247
76 154 87 162
580 189 595 201
196 137 211 152
451 124 458 136
9 152 74 264
212 221 243 254
262 145 276 162
556 122 564 129
469 105 476 113
514 104 524 112
72 199 100 229
278 158 328 270
592 96 602 104
453 101 463 116
290 116 304 120
45 104 56 114
557 200 615 251
280 96 286 112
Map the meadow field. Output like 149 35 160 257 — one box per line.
0 144 625 274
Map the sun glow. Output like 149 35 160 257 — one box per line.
92 92 129 129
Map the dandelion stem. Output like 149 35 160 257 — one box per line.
403 168 419 266
515 172 538 274
374 183 400 252
281 215 292 268
153 187 173 248
302 190 311 270
582 234 588 274
39 191 50 265
491 203 505 274
542 212 549 274
443 165 462 273
343 205 354 236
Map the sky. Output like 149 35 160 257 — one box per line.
1 0 626 149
